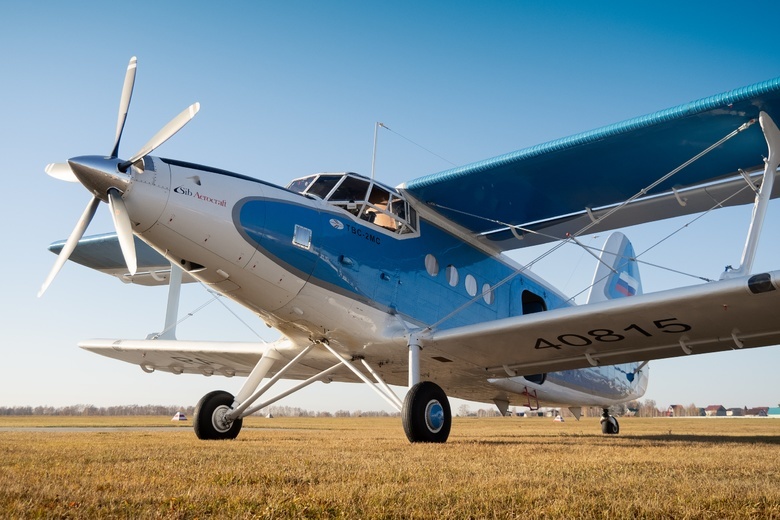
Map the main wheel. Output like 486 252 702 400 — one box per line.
402 381 451 443
193 390 243 440
600 415 620 435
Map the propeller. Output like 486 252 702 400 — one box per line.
38 197 100 297
107 187 137 276
39 56 199 296
119 102 200 171
44 162 78 182
110 56 137 158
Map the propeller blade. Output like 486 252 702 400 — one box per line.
38 196 100 297
107 188 137 275
110 56 138 158
119 102 200 170
45 162 78 182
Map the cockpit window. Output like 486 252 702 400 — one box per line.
329 176 371 203
286 172 418 235
287 176 314 194
306 175 342 199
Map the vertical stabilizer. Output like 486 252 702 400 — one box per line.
586 232 642 304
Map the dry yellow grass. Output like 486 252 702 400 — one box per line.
1 416 779 518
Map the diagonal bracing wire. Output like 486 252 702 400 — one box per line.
152 283 266 341
380 123 458 167
423 118 757 332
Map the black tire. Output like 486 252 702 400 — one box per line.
600 415 620 435
193 390 243 440
402 381 451 443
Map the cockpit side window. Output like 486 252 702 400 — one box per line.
359 185 417 234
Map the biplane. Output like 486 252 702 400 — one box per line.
41 57 780 442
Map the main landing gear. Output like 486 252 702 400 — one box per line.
194 390 243 440
402 381 451 443
191 337 453 444
600 408 620 435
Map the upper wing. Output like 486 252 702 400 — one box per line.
401 76 780 250
47 232 196 286
419 270 780 376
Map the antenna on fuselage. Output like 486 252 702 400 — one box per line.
371 121 388 180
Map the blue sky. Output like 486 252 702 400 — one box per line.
3 1 780 413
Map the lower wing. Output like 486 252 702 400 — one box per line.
420 271 780 377
79 337 358 383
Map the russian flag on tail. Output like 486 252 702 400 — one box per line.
615 271 639 297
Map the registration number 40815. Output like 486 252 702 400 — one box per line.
533 318 692 350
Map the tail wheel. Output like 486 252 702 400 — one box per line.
194 390 243 440
402 381 451 443
600 415 620 435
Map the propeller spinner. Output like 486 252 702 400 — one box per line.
39 57 199 297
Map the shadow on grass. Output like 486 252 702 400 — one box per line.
454 433 780 447
621 433 780 446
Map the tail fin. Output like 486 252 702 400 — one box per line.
586 232 642 304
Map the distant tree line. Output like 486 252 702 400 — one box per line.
3 399 762 418
0 405 195 416
0 404 400 418
454 399 752 418
264 406 399 418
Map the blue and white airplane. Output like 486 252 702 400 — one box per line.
41 58 780 442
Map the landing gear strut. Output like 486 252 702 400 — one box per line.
194 390 243 440
600 408 619 435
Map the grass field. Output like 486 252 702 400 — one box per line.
1 416 779 518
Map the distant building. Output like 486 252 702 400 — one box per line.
726 408 744 417
666 405 685 417
745 407 769 417
768 407 780 417
704 405 726 417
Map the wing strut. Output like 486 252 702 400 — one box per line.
154 263 183 340
224 340 404 422
722 111 780 279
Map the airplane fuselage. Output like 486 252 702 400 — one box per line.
118 154 647 409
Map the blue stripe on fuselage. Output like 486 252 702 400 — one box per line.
235 195 571 330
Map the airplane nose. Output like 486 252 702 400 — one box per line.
68 155 131 201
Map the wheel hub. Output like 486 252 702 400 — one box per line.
425 400 444 433
211 404 233 433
